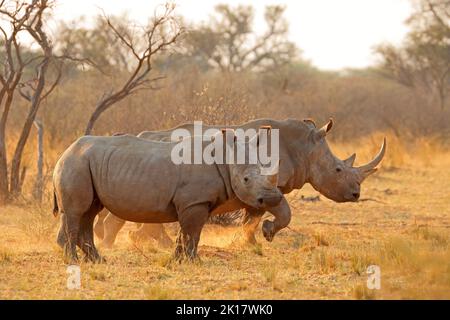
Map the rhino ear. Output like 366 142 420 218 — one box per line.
256 125 271 147
303 118 316 128
259 125 272 131
313 118 333 142
221 128 236 144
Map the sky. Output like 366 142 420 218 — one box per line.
53 0 413 70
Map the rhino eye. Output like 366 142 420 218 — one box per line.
244 177 249 183
336 167 342 173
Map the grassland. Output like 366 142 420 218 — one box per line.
0 140 449 299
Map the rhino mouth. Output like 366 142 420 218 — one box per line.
343 192 360 202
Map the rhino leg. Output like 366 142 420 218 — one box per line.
79 198 105 263
174 231 202 261
57 212 80 264
100 213 126 248
129 223 173 248
174 229 184 261
93 209 108 240
174 203 209 261
262 196 291 242
242 208 264 245
55 165 96 263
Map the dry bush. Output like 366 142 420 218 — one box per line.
353 284 377 300
144 284 172 300
16 204 58 242
313 248 337 274
0 246 13 264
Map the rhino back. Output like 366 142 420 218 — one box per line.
137 118 310 192
83 136 179 221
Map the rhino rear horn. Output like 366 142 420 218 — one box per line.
313 118 333 142
343 153 356 167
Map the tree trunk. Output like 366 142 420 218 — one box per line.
19 166 27 194
0 92 13 205
84 110 101 135
84 102 112 135
32 120 44 202
9 57 50 197
10 108 41 196
0 137 8 205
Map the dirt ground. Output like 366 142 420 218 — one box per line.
0 159 449 299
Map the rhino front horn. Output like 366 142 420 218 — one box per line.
357 138 387 177
259 160 279 186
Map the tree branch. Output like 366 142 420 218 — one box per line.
84 4 183 135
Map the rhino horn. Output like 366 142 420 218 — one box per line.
259 161 279 186
357 138 387 178
343 153 356 167
268 171 278 186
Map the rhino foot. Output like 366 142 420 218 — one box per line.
171 250 201 264
62 245 79 265
262 220 275 242
83 254 106 264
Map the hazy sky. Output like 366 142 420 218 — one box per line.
53 0 413 70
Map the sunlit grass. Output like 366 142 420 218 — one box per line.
0 138 449 299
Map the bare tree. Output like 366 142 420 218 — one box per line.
411 0 450 34
56 14 135 73
376 0 450 110
84 4 183 135
0 0 65 202
32 118 43 201
183 5 298 72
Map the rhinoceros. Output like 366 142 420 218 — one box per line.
97 118 386 247
53 131 283 262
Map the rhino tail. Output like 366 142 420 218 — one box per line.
53 190 59 217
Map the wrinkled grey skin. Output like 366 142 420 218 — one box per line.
53 134 282 263
97 118 386 246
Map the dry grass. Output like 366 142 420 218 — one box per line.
0 138 449 299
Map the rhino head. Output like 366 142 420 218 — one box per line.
306 119 386 203
217 128 282 210
230 163 282 209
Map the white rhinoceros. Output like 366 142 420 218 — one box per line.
96 118 386 247
53 131 282 263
